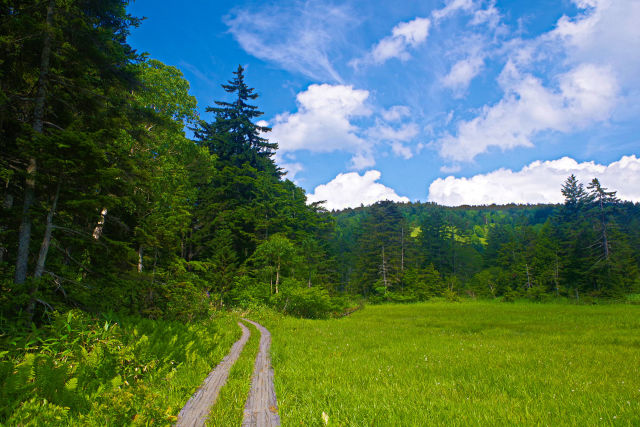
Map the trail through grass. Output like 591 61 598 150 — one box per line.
262 301 640 426
207 321 260 426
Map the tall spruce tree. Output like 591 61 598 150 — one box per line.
196 65 279 174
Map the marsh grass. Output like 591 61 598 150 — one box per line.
263 301 640 426
207 321 260 426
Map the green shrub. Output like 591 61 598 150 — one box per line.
272 280 340 319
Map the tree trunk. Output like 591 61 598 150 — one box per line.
554 251 560 296
92 207 108 239
15 158 37 284
138 245 143 272
275 259 280 294
27 180 60 317
33 180 60 279
381 246 388 291
15 0 55 284
401 226 404 273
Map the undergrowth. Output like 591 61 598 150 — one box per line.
0 309 239 425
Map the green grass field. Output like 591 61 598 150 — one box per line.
260 301 640 426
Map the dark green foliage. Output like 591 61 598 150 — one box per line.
195 65 278 174
328 183 639 302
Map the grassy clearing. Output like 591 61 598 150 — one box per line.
261 301 640 426
207 320 260 427
0 310 240 425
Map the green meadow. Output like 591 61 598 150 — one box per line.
260 301 640 426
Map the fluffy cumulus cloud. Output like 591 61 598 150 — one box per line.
225 2 353 82
269 84 375 169
307 170 410 210
428 155 640 206
351 17 431 66
438 62 618 161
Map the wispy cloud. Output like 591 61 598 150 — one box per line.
225 1 355 82
436 0 638 163
441 55 484 94
438 62 618 161
350 17 431 67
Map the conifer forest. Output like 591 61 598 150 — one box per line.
1 1 639 425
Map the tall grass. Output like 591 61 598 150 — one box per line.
261 301 640 425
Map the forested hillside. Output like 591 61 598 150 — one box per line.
330 189 640 302
1 1 639 331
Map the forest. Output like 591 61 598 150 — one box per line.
1 1 639 424
2 1 639 327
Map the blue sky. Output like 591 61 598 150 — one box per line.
127 0 640 209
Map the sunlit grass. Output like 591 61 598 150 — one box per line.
262 301 640 426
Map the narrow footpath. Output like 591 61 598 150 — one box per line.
241 319 281 427
176 319 280 427
176 322 251 427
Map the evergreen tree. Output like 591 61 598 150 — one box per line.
196 65 279 174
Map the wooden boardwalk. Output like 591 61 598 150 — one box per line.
175 319 280 427
241 318 281 427
176 322 251 427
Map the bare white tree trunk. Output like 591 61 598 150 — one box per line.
34 180 60 279
138 245 143 273
92 207 108 239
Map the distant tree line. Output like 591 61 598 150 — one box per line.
329 178 639 302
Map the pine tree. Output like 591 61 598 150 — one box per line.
197 65 279 174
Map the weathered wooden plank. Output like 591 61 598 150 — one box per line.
176 322 251 427
241 319 280 427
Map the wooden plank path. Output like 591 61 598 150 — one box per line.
241 319 281 427
176 321 251 427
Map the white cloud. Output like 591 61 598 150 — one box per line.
428 155 640 205
442 55 484 93
438 62 618 161
381 105 411 122
549 0 640 83
225 2 354 82
391 142 413 159
366 119 419 159
307 170 410 210
274 152 304 180
371 122 419 142
432 0 474 21
470 2 500 27
436 0 640 163
270 84 374 169
352 17 431 66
